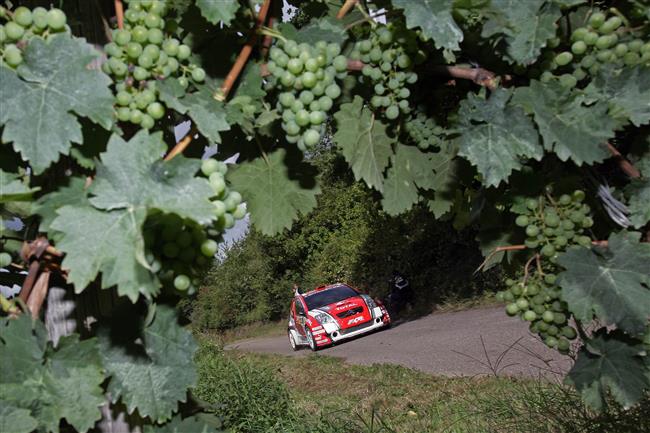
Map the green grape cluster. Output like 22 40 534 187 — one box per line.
267 39 348 151
351 24 420 120
104 0 206 130
0 6 68 68
515 189 593 262
539 10 650 88
404 111 446 150
497 274 577 353
143 158 246 295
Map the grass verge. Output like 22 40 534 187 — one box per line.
195 340 649 433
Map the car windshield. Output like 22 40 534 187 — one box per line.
304 285 358 310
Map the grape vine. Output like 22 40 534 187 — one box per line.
1 0 649 431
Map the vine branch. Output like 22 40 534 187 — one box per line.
214 0 272 101
432 65 499 90
164 129 195 161
114 0 124 30
606 142 641 179
336 0 358 20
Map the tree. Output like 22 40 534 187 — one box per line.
1 0 649 431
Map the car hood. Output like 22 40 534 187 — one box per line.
311 296 372 330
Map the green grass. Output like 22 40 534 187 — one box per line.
207 347 648 433
228 351 521 432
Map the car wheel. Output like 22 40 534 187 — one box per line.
288 330 299 351
306 329 317 351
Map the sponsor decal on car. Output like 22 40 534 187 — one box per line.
347 316 365 325
335 303 357 311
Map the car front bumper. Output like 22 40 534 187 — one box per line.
319 307 389 343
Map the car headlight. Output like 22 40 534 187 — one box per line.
361 294 377 312
313 311 335 325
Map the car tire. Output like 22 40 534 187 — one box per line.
306 329 317 351
288 330 299 351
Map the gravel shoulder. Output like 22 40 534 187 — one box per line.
226 306 572 378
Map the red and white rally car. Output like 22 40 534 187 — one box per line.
287 283 390 351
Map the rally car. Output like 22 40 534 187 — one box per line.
287 283 390 351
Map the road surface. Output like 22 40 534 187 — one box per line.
226 306 573 378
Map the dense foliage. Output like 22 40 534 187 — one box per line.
194 151 498 331
0 0 649 431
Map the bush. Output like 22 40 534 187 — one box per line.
193 342 292 432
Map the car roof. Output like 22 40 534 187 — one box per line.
302 283 353 298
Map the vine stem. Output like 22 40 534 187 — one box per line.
522 254 538 285
336 0 358 20
164 129 195 161
432 65 499 90
606 142 641 178
214 0 272 102
114 0 124 30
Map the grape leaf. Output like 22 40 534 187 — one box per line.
227 149 320 236
196 0 239 26
0 315 47 384
512 80 616 165
90 131 215 224
100 305 198 423
0 402 38 433
333 96 395 192
426 152 459 218
292 16 348 45
52 204 157 301
0 169 39 203
0 316 105 433
482 0 561 65
567 330 649 410
584 66 650 127
391 0 463 51
624 178 650 229
33 177 89 235
0 34 113 174
158 81 230 144
557 231 650 336
381 145 436 215
458 89 543 187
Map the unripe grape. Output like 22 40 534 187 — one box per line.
192 67 206 82
0 252 12 267
200 239 218 257
46 8 67 31
232 203 247 220
506 303 519 316
177 44 191 60
5 22 25 40
541 244 556 257
385 105 399 120
588 11 606 28
3 44 22 67
555 52 573 66
571 41 587 55
517 215 530 228
571 27 588 42
583 31 598 46
526 225 540 237
14 7 33 27
303 129 320 147
545 336 558 348
523 310 537 322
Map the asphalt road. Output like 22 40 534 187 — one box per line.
226 306 573 378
